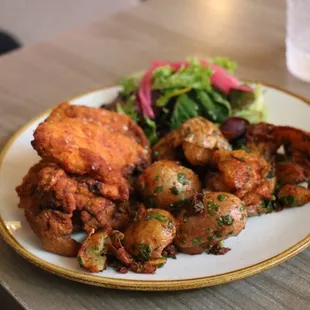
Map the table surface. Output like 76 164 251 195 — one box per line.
1 0 310 309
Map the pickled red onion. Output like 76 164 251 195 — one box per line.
137 59 253 119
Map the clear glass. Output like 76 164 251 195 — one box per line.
286 0 310 82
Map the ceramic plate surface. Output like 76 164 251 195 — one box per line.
0 83 309 290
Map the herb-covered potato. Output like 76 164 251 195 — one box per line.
153 117 231 166
77 229 109 272
175 192 247 254
123 207 177 261
137 160 202 210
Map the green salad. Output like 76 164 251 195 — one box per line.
105 57 266 144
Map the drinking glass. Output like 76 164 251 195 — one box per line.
286 0 310 82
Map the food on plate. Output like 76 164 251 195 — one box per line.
277 184 310 207
77 229 110 272
153 117 230 165
32 103 151 200
103 57 265 144
137 160 201 210
205 149 275 216
15 59 310 275
175 192 247 254
220 117 250 142
123 206 177 260
16 161 130 256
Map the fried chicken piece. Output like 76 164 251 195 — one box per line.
32 104 151 200
47 102 149 147
16 161 130 256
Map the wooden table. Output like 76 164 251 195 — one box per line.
1 0 310 309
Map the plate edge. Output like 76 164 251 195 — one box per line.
0 82 309 291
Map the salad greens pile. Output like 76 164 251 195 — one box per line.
109 57 266 144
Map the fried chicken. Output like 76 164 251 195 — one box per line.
16 161 130 257
32 103 151 200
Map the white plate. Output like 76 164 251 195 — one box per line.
0 83 309 291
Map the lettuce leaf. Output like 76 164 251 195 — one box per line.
195 90 231 123
120 77 139 96
152 58 213 91
210 57 237 74
116 95 140 122
170 93 199 130
156 87 191 107
233 85 267 123
144 117 158 145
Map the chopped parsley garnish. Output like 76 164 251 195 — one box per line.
240 214 245 220
207 235 215 241
228 231 234 235
192 237 202 246
217 194 227 201
170 186 183 195
177 173 189 185
241 145 253 153
239 205 246 211
91 245 99 252
157 263 165 268
138 243 152 261
261 199 275 212
205 228 211 235
215 231 222 238
154 175 160 182
152 150 159 159
146 213 167 222
281 195 297 206
77 256 84 267
207 201 220 215
218 215 234 226
181 239 186 244
153 186 163 193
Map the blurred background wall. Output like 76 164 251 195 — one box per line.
0 0 138 45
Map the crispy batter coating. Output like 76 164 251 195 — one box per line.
32 103 151 199
16 161 130 256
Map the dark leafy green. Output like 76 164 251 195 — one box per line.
170 93 199 130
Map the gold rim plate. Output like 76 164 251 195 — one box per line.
0 82 309 291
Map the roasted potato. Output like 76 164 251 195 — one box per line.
137 160 201 210
123 206 177 261
175 192 247 254
180 117 231 166
77 229 110 272
153 117 230 166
